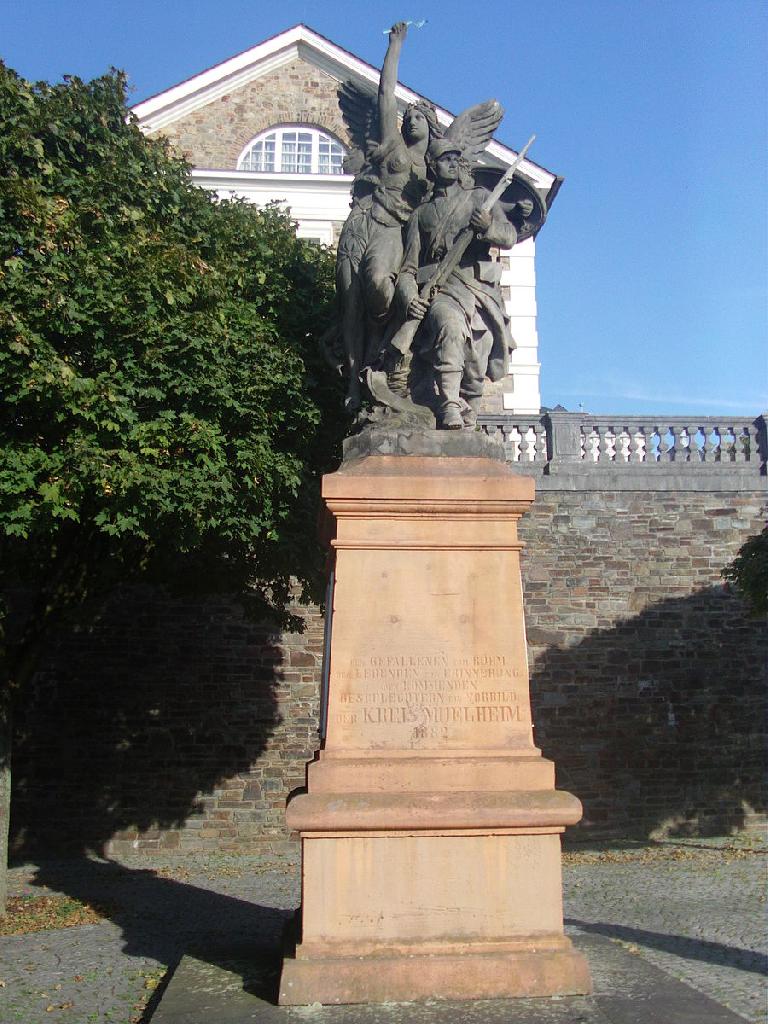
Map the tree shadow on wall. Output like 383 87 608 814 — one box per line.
10 584 317 857
528 586 768 839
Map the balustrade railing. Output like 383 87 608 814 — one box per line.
579 416 759 464
480 419 548 463
478 412 767 471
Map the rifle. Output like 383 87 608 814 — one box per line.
389 134 535 355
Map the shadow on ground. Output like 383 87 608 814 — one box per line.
30 857 289 1011
566 918 768 976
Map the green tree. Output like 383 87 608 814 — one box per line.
722 526 768 617
0 65 345 910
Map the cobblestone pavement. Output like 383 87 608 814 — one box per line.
562 837 767 1023
0 836 765 1024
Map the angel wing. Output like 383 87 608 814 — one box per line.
442 99 504 167
338 81 379 174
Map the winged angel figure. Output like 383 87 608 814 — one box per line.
334 22 503 419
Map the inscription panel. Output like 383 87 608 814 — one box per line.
324 546 533 752
330 653 532 750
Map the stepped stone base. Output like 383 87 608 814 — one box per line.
280 826 590 1005
280 940 591 1005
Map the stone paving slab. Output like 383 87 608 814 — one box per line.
147 934 748 1024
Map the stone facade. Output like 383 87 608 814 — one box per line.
11 467 766 855
148 58 351 169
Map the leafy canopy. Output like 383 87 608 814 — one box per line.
0 64 345 672
722 526 768 617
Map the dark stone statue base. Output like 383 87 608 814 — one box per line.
343 423 506 462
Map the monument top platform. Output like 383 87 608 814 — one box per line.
342 423 509 463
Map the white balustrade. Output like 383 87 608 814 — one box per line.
478 414 766 469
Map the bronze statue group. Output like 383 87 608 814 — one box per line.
333 22 542 430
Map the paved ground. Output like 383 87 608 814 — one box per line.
0 836 765 1024
147 934 754 1024
562 838 767 1022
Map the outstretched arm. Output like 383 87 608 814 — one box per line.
378 22 407 145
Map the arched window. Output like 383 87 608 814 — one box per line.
237 127 347 175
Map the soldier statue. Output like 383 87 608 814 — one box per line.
396 140 517 429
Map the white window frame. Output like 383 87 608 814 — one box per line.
296 222 334 246
237 126 347 175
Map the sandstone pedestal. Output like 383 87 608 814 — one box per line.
280 453 591 1005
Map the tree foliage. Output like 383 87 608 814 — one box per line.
0 63 346 690
722 526 768 617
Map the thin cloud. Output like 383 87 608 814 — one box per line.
554 390 766 413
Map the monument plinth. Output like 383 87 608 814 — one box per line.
279 452 591 1005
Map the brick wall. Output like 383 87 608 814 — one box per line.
149 58 351 168
10 484 766 855
520 489 767 839
11 593 323 856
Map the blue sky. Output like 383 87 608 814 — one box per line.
3 0 766 416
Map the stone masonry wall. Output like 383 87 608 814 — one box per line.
149 58 352 168
520 488 767 839
11 593 323 857
10 486 766 855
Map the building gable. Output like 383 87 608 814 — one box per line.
147 55 352 170
132 25 556 189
